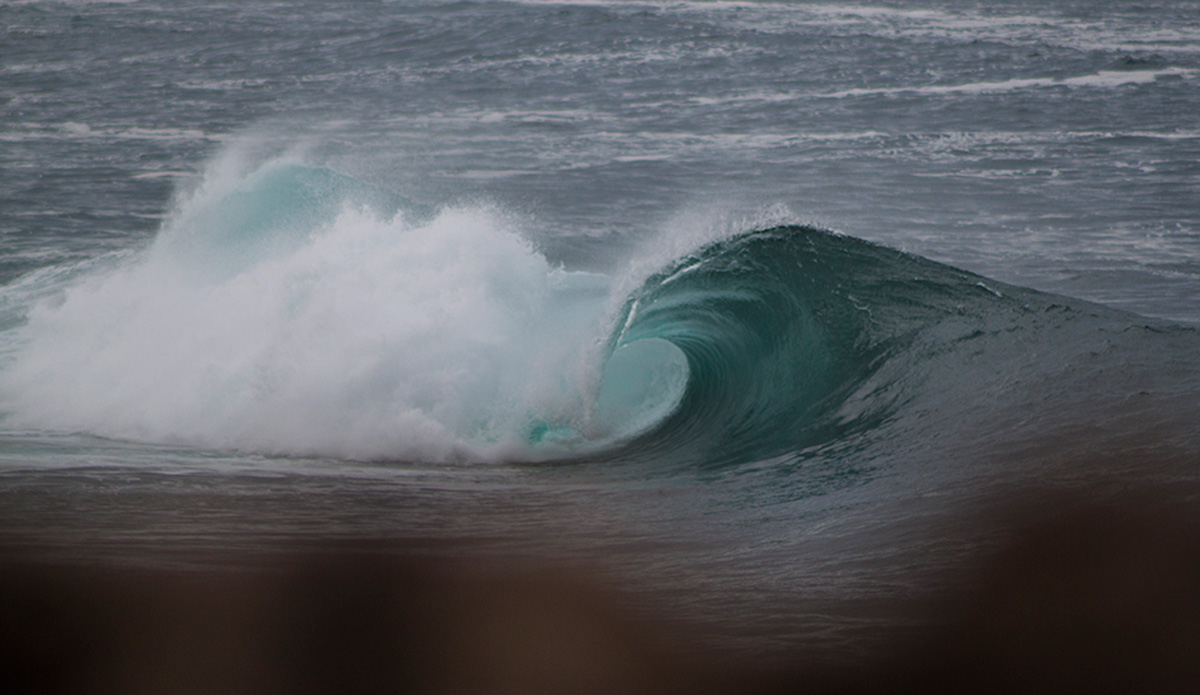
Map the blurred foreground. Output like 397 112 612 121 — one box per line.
3 492 1200 694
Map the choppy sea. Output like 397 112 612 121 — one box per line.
3 0 1200 662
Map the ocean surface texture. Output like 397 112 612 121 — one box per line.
3 0 1200 662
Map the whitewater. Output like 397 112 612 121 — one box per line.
3 0 1200 669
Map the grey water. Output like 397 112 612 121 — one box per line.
3 0 1200 662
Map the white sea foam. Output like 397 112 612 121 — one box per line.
0 157 619 461
821 68 1197 99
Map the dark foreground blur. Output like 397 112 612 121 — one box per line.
3 493 1200 694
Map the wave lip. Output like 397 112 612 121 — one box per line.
595 228 881 466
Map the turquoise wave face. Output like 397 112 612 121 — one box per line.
592 226 1052 468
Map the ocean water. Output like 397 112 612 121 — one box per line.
3 0 1200 661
